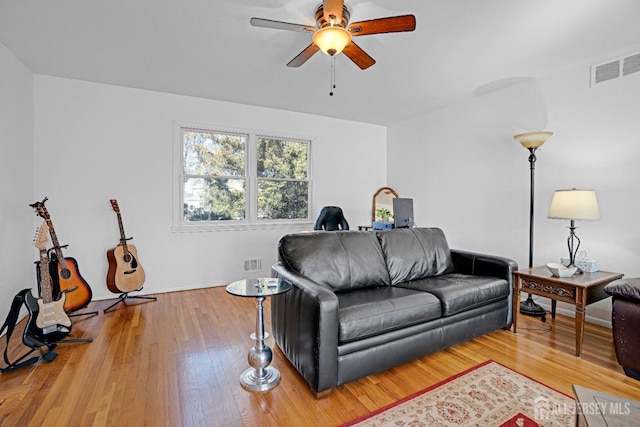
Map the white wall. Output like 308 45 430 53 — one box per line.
13 42 637 328
0 42 34 324
32 76 387 302
388 50 640 325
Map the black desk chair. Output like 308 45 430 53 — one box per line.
313 206 349 231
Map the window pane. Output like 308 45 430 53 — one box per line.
183 130 246 176
184 177 246 221
257 137 308 179
257 180 308 220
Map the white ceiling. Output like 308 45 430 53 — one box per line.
1 0 639 126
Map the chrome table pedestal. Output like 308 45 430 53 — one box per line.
226 278 292 392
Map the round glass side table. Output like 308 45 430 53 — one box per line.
226 277 292 392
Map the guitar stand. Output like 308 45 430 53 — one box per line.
64 290 99 319
23 338 93 372
69 309 99 319
6 344 59 374
2 336 92 373
57 337 93 344
103 288 157 313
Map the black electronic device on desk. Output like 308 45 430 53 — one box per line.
393 198 415 228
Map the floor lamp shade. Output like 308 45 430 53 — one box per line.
514 131 553 149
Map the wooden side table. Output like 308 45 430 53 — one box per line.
512 266 623 357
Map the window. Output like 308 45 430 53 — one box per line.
174 123 312 231
182 129 247 222
256 137 309 220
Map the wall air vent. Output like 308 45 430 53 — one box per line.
594 60 620 84
243 258 264 273
592 51 640 86
623 53 640 76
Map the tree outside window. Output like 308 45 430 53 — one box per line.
257 137 309 220
179 127 310 226
183 130 247 221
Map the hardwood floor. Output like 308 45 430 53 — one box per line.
1 287 639 426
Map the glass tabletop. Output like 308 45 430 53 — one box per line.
226 278 293 298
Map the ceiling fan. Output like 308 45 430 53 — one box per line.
250 0 416 70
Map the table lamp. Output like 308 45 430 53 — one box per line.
547 189 600 270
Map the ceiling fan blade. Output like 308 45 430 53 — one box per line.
287 43 320 67
342 41 375 70
323 0 344 24
250 17 315 33
349 15 416 36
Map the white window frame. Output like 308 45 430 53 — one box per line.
172 121 313 232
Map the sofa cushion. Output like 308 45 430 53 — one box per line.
278 231 391 292
397 273 510 316
376 228 455 286
337 286 442 343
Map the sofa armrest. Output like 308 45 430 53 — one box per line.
605 278 640 302
271 261 339 394
451 250 518 285
451 250 518 326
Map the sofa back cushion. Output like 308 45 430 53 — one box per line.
376 228 454 285
278 231 391 292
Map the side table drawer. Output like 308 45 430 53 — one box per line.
520 278 576 304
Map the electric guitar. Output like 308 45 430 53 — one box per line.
106 199 146 293
23 224 72 347
30 197 93 312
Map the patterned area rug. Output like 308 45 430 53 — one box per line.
343 360 575 427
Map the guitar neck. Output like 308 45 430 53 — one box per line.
116 212 130 251
39 249 54 303
45 219 68 269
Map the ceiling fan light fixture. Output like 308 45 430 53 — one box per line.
313 26 352 56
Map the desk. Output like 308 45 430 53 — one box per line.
512 266 623 357
226 278 292 392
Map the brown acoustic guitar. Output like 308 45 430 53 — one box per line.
30 197 93 312
106 199 146 293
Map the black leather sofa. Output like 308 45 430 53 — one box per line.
271 227 518 397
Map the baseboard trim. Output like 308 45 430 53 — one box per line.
91 282 226 301
535 302 612 329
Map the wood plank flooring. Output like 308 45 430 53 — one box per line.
1 287 639 426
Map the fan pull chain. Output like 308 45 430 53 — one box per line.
329 55 336 96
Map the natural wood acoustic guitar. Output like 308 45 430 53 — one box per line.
30 197 93 312
23 224 72 347
106 199 146 293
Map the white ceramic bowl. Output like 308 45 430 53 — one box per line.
546 262 578 278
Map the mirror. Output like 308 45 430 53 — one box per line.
372 187 399 222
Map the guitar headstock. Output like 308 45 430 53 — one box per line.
29 197 50 221
33 223 49 251
110 199 120 213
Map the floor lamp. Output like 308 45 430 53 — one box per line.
515 131 553 318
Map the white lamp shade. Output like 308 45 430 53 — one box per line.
547 189 600 220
